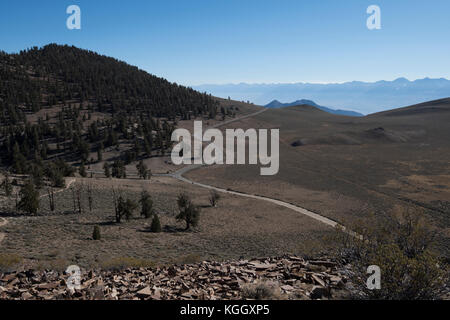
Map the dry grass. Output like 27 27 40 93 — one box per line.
0 176 332 271
184 104 450 257
241 281 282 300
99 256 155 270
0 253 22 272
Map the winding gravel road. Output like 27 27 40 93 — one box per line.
0 109 351 247
95 108 344 230
165 108 342 229
169 165 338 228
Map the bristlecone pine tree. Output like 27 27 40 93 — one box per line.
150 214 162 233
112 160 126 178
176 193 200 230
18 180 39 215
97 147 103 162
92 226 101 240
136 160 148 180
209 190 221 207
1 173 13 196
79 162 87 177
139 190 154 219
116 196 137 222
103 162 111 178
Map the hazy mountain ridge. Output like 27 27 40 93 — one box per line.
265 99 363 117
194 78 450 114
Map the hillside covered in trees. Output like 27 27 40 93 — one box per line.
0 44 233 181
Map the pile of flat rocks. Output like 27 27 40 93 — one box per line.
0 256 348 300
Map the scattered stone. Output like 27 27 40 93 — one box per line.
311 274 326 287
136 286 152 297
310 285 330 300
0 255 348 300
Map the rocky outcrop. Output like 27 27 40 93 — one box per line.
0 256 348 300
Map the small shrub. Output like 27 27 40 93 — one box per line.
333 209 448 300
209 190 221 207
92 226 101 240
136 160 149 179
241 281 281 300
150 214 162 233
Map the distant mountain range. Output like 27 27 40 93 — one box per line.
194 78 450 114
265 99 363 117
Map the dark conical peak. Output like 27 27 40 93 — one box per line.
265 100 284 108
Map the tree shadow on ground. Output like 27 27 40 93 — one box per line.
135 225 187 233
163 225 187 233
0 211 24 218
83 220 117 226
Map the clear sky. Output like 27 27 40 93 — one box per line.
1 0 449 86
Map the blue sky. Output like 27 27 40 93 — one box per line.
1 0 449 86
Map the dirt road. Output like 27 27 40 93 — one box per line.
169 165 339 228
166 108 342 229
89 108 343 230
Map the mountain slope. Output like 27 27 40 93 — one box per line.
0 44 219 124
367 98 450 117
265 99 363 117
0 44 246 177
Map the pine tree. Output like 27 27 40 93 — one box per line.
136 160 148 179
44 162 66 188
116 196 137 222
139 190 154 219
92 226 101 240
31 164 44 189
18 180 39 215
79 162 87 177
97 146 103 162
103 162 111 178
149 214 161 233
112 160 126 178
176 193 200 230
12 142 27 174
1 172 13 197
209 190 221 207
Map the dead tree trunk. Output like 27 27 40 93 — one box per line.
48 187 55 212
87 183 93 212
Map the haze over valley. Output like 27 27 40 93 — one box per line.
194 78 450 115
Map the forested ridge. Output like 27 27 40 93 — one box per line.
0 44 232 182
